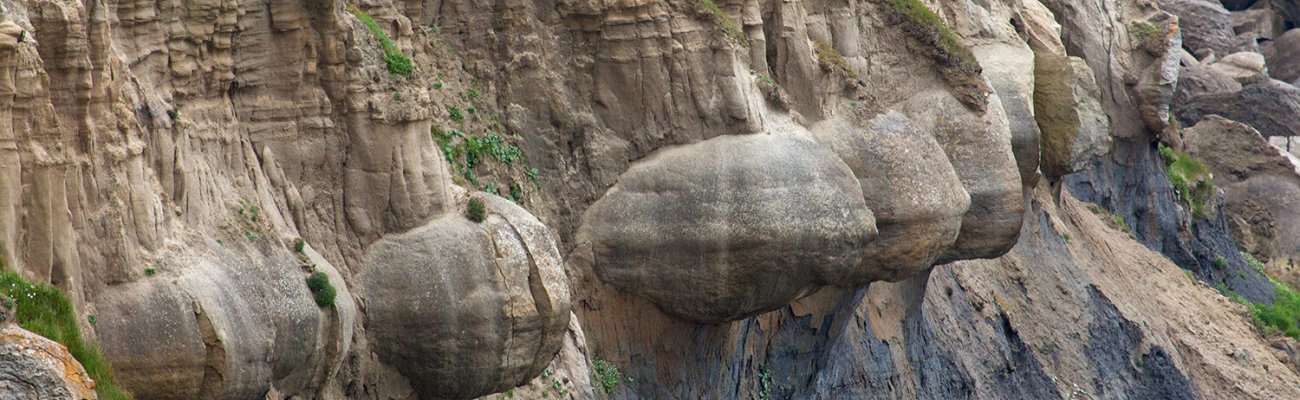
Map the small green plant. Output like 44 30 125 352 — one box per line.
698 0 748 45
1184 270 1195 282
433 126 541 197
294 238 306 254
0 270 130 400
756 74 776 85
433 81 444 90
466 198 486 223
348 5 414 76
1158 143 1215 219
758 363 774 400
1062 233 1071 244
466 88 481 100
448 106 464 122
305 272 336 308
87 314 96 325
1243 252 1266 273
1130 21 1160 40
145 267 156 276
591 358 622 395
1213 255 1228 270
167 109 179 121
393 91 403 100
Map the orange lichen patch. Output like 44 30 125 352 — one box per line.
2 325 97 399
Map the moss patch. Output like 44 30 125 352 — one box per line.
0 270 130 400
348 5 413 76
879 0 988 111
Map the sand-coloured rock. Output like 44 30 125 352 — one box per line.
579 131 877 323
359 193 571 399
1034 54 1113 182
812 112 969 283
1207 51 1269 84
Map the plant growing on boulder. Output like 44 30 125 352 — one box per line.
305 272 336 308
591 358 622 395
467 198 486 223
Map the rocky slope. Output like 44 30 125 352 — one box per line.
2 0 1300 398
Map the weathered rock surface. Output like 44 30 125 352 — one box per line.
0 296 96 400
974 43 1043 187
360 193 570 400
1158 0 1238 55
1231 8 1285 40
96 239 353 400
1207 51 1270 84
579 131 876 322
898 91 1026 264
812 111 969 284
1173 64 1244 107
1182 116 1300 274
1178 80 1300 138
1262 29 1300 83
1034 53 1112 181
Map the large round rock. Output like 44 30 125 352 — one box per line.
359 194 570 400
578 131 877 323
812 112 969 284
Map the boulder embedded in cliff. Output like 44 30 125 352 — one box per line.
1173 65 1244 107
0 21 22 52
974 43 1043 187
1262 29 1300 83
1207 51 1270 84
1178 80 1300 138
0 296 97 400
96 241 353 400
1158 0 1238 55
898 90 1026 263
578 131 877 323
1182 115 1300 267
359 193 571 399
812 112 969 284
1033 53 1112 182
1231 9 1285 40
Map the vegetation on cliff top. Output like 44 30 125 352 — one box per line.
879 0 988 111
1228 278 1300 340
349 5 413 76
698 0 748 46
0 267 130 400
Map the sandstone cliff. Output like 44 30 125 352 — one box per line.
1 0 1300 398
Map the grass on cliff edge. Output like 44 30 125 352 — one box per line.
0 269 130 399
1229 278 1300 340
348 5 413 76
1158 143 1215 219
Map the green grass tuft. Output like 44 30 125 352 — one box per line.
467 198 487 223
1158 143 1215 219
1243 252 1267 273
0 270 130 399
294 238 306 254
1230 279 1300 340
698 0 748 46
880 0 986 110
349 5 414 76
305 272 336 308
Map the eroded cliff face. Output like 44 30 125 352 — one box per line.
2 0 1300 398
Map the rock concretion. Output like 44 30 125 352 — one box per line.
0 295 97 400
1207 51 1270 84
579 131 877 323
1034 53 1112 182
812 112 969 283
360 193 571 399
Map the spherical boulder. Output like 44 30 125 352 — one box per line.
359 193 571 399
578 131 877 323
